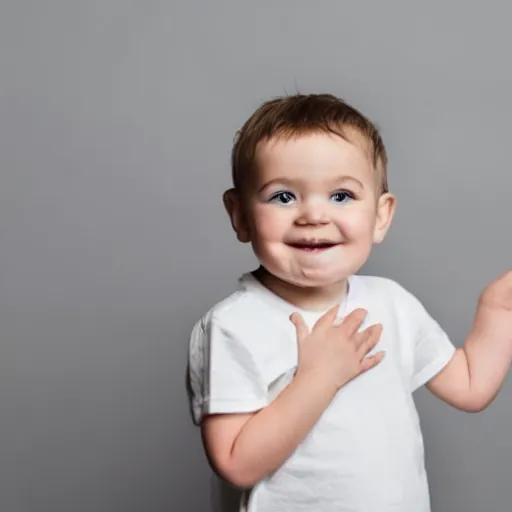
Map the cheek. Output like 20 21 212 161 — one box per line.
250 206 291 240
336 208 377 238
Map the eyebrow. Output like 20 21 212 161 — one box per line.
258 176 365 193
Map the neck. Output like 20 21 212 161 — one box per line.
253 266 348 312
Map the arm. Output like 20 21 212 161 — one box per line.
200 307 383 489
427 270 512 412
201 368 337 489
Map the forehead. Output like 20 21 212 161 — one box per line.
254 131 374 185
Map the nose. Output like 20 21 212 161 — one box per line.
295 199 330 226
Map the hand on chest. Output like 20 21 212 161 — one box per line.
255 306 398 402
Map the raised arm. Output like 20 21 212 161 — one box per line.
427 269 512 412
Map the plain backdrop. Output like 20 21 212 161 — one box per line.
2 1 512 511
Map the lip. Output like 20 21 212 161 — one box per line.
286 240 341 252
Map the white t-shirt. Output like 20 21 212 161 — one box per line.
187 272 456 512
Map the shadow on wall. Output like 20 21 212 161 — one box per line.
210 475 243 512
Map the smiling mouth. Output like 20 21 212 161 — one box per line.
287 241 340 252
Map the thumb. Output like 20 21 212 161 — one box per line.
290 312 309 343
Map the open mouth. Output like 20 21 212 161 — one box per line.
287 241 340 252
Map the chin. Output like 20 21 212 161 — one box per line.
295 276 346 289
283 269 349 289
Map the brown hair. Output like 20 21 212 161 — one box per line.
231 93 388 194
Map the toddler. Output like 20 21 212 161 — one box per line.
186 93 512 511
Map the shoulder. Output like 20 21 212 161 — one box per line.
356 274 417 302
189 274 276 347
355 274 430 322
356 274 443 338
192 287 261 336
187 283 259 421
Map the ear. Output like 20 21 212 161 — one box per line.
222 188 251 243
373 192 396 244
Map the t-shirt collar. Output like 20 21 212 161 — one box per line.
238 270 361 324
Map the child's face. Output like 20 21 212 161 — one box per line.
225 131 395 290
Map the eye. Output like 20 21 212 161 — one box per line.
268 191 296 205
331 190 354 203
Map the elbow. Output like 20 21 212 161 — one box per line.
460 392 494 413
225 474 259 490
209 456 262 490
216 463 260 490
200 416 267 490
461 401 487 413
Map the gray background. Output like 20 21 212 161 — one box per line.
2 1 511 511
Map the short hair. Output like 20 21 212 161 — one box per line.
231 93 388 194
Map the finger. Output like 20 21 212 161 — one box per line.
313 303 340 330
352 329 368 349
338 308 368 336
360 351 385 373
357 324 383 357
355 323 382 348
353 322 379 349
290 312 309 343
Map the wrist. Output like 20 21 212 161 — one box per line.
293 367 340 398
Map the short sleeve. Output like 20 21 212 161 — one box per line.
408 295 457 392
186 315 268 425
